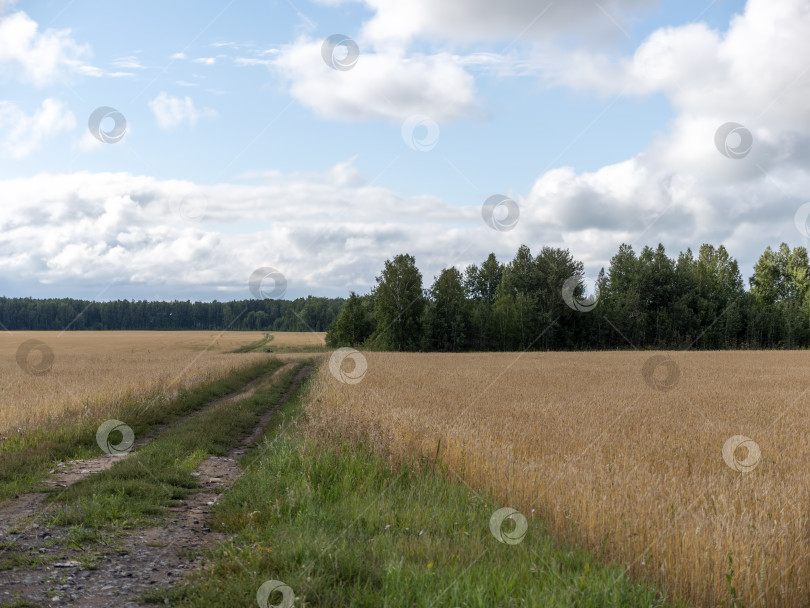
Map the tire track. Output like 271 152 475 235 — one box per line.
0 364 292 537
0 363 313 608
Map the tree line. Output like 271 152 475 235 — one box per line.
326 242 810 351
0 296 342 332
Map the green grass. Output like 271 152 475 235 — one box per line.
0 358 285 502
263 344 330 354
230 333 273 353
146 381 686 608
230 333 329 354
44 361 312 530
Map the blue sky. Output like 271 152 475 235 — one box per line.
1 0 808 301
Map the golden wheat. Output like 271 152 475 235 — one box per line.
1 331 274 436
304 351 810 607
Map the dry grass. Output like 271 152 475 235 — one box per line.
304 351 810 607
1 331 274 436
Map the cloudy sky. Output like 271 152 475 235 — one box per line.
1 0 808 301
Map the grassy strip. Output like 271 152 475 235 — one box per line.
0 358 284 503
264 344 329 354
45 361 311 530
150 382 686 608
230 333 273 353
230 333 328 355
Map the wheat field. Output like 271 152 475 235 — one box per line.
0 331 279 437
304 351 810 607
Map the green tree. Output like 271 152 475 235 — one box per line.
373 254 425 351
424 267 469 351
326 292 375 347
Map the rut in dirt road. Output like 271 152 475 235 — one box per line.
0 363 313 608
0 363 294 535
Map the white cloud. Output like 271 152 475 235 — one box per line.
270 38 477 122
266 0 654 123
510 0 810 277
194 57 216 65
0 98 76 158
112 55 145 69
0 9 95 85
170 52 186 60
356 0 655 46
148 93 217 129
1 148 808 298
235 57 275 67
0 167 484 295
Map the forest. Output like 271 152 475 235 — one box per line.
326 242 810 351
4 241 809 351
0 296 342 332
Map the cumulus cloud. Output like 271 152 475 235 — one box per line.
269 38 478 122
0 98 76 158
2 151 808 300
499 0 810 276
148 93 217 129
261 0 656 123
0 9 96 85
356 0 655 46
4 0 810 300
0 166 497 297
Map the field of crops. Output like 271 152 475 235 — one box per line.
0 331 322 437
305 350 810 607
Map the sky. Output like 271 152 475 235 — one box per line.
1 0 808 301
